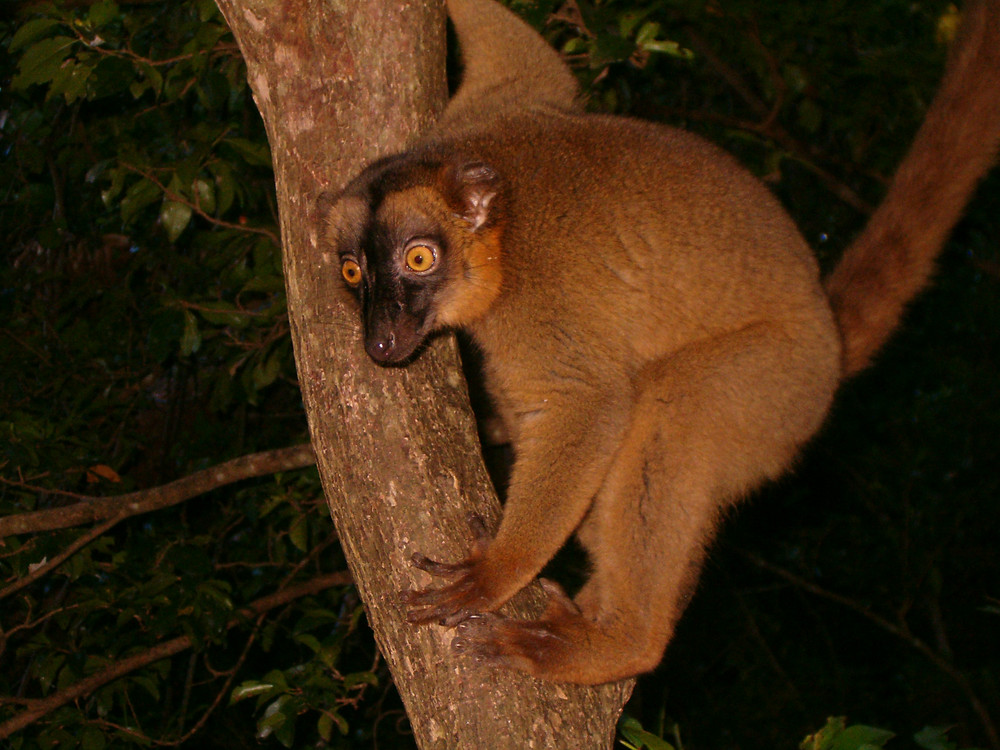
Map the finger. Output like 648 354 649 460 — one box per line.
406 599 472 625
410 552 471 577
403 577 472 610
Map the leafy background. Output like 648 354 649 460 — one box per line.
1 0 997 747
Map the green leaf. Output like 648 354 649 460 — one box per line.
90 55 135 99
147 309 186 363
275 720 296 748
230 681 276 705
288 514 309 552
317 713 334 742
48 59 95 104
913 726 972 750
798 98 824 134
634 21 692 60
85 159 114 185
120 178 161 225
180 310 202 356
324 710 349 737
252 347 283 391
342 671 378 689
193 178 216 214
257 694 299 745
87 0 120 27
801 718 894 750
241 274 285 294
271 696 302 748
130 674 160 702
257 699 287 734
619 10 649 37
10 18 61 53
196 0 220 21
138 61 164 97
832 725 895 750
36 653 67 693
802 717 847 750
198 301 249 328
210 163 237 215
12 37 76 91
261 669 290 691
784 64 810 94
590 33 634 67
160 200 193 242
100 166 127 207
641 39 692 58
635 21 661 47
294 632 322 652
618 717 676 750
80 726 107 750
197 69 231 112
257 493 286 519
224 137 273 167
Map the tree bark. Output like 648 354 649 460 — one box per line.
211 0 632 746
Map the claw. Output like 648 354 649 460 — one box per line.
453 613 507 662
405 589 478 625
405 602 473 627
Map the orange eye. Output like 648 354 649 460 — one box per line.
404 244 436 273
341 259 361 287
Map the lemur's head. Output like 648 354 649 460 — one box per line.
320 153 504 364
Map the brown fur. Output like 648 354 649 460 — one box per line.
321 0 1000 683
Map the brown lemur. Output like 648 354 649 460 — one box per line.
320 0 1000 684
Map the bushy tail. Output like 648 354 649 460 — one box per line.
443 0 580 125
824 0 1000 377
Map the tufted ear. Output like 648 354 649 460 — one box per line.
448 161 500 230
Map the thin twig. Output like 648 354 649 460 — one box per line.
72 25 240 68
119 163 280 245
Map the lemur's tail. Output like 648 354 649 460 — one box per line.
824 0 1000 377
442 0 581 125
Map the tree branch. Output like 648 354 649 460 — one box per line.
0 571 351 741
0 444 315 537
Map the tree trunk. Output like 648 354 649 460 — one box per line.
211 0 632 747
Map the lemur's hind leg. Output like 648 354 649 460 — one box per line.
453 322 838 683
